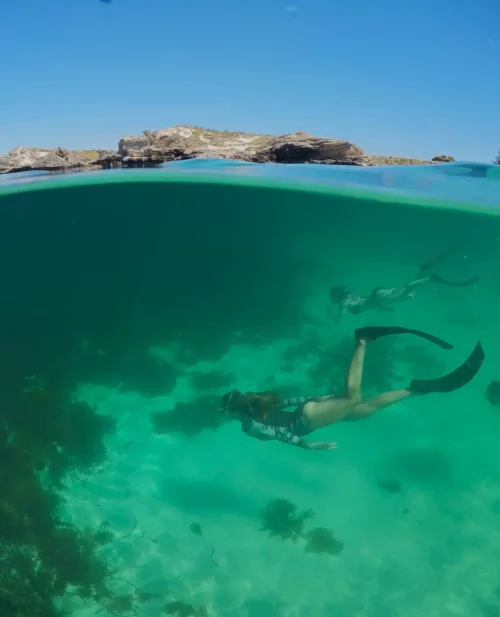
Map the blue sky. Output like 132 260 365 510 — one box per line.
0 0 498 162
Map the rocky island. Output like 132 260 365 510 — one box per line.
0 125 451 174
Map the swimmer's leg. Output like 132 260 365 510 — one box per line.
404 277 432 291
418 247 479 287
346 388 413 420
346 340 485 420
429 273 480 287
344 338 367 403
301 339 368 427
371 283 422 305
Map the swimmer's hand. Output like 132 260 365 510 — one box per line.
327 305 342 325
308 441 337 450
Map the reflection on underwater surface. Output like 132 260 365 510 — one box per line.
0 161 500 617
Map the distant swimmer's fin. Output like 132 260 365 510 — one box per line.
430 273 480 287
409 342 485 394
354 326 453 350
419 246 463 274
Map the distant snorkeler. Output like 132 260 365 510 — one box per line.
328 246 479 324
220 327 485 450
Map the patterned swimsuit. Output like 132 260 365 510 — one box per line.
241 396 324 449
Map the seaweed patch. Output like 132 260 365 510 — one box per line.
260 498 314 542
259 498 343 556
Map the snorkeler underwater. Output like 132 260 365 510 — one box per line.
0 157 497 617
220 326 485 450
218 243 485 452
327 246 479 323
1 0 499 609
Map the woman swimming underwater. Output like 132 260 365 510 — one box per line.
328 247 479 324
220 326 485 450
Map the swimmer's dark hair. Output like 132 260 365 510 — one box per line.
329 286 348 302
485 381 500 407
220 390 281 421
220 390 244 414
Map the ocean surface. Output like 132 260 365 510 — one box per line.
0 159 500 617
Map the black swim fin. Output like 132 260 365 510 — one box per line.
419 246 462 274
355 326 453 350
409 341 485 394
430 273 480 287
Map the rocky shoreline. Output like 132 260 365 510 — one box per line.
0 125 443 175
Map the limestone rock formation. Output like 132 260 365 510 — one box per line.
111 126 365 167
0 146 95 174
0 125 436 174
96 149 123 167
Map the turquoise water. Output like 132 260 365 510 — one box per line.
0 160 500 617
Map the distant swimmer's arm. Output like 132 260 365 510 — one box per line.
336 301 346 323
326 304 337 322
328 298 348 324
242 418 336 450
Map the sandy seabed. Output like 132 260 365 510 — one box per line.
56 282 500 617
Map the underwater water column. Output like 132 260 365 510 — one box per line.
0 161 499 617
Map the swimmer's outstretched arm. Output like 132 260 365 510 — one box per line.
241 417 336 450
327 298 348 324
